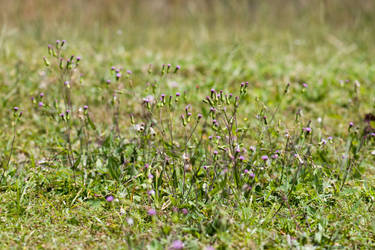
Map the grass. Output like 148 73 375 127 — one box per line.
1 1 375 249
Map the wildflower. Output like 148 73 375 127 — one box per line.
303 127 312 133
249 146 256 152
349 122 354 128
148 190 155 196
244 169 249 174
147 208 156 216
205 246 215 250
38 102 44 107
261 155 268 161
106 79 111 84
40 92 44 98
239 155 245 161
197 113 203 120
149 127 156 136
105 195 114 202
249 172 255 178
83 105 88 110
302 83 308 88
320 139 327 145
174 65 181 73
144 163 149 169
176 92 181 97
148 174 154 179
170 240 184 249
271 154 278 159
13 107 19 112
127 217 134 225
127 70 132 74
181 208 188 215
116 73 121 80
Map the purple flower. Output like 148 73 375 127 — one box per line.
13 107 19 112
271 154 278 159
303 127 312 133
148 173 154 179
261 155 268 161
249 172 255 178
40 92 44 97
249 146 256 152
148 190 155 196
349 122 354 127
38 102 43 107
127 70 132 74
116 73 121 80
176 92 181 97
371 132 375 137
76 56 81 61
213 150 218 155
147 208 156 216
83 105 88 110
64 81 69 86
239 156 245 161
170 240 184 249
181 208 188 215
205 246 215 250
106 195 114 202
144 163 150 169
244 169 249 174
302 83 308 88
106 80 111 84
197 113 203 119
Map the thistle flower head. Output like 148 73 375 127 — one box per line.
105 195 114 202
261 155 268 161
170 240 184 249
147 208 156 216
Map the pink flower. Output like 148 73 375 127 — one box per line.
147 208 156 216
170 240 184 249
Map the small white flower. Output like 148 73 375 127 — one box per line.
127 217 134 226
182 153 189 161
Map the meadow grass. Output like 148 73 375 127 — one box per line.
1 1 375 249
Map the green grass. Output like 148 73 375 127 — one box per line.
1 1 375 249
